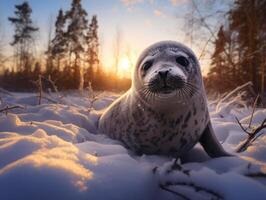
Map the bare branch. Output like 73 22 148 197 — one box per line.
87 82 101 112
245 172 266 178
236 117 266 153
161 181 223 200
235 117 251 135
216 82 253 111
159 184 191 200
0 105 24 114
248 94 260 128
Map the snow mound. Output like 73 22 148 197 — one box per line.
0 93 266 200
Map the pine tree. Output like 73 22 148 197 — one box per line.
207 0 266 95
229 0 266 93
208 26 227 92
65 0 88 89
85 15 100 87
50 9 67 72
8 1 39 72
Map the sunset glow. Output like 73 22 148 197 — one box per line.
117 56 133 77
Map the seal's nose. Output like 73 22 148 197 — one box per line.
158 70 169 80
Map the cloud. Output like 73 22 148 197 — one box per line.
120 0 143 6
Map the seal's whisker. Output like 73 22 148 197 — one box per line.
184 86 193 97
182 89 189 101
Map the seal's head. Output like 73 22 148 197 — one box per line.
133 41 203 104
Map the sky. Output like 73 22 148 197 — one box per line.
0 0 230 76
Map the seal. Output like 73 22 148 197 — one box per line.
98 41 229 158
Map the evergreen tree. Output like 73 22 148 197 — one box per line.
229 0 266 93
208 26 227 92
65 0 88 89
208 0 266 95
8 1 39 72
85 15 100 87
50 9 67 72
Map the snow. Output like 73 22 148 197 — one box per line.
0 92 266 200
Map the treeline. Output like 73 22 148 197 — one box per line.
205 0 266 96
0 0 131 91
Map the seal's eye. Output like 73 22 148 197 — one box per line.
142 61 153 71
176 56 189 67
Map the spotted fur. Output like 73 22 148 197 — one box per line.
98 41 222 157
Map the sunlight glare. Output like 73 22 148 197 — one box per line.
117 56 132 77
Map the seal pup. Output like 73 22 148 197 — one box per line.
99 41 230 158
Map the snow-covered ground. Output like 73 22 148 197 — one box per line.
0 92 266 200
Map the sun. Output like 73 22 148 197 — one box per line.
117 56 132 77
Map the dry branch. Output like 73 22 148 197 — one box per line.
245 172 266 178
87 82 101 112
248 94 259 128
235 93 266 152
236 117 266 152
37 75 43 105
158 161 223 200
0 105 24 114
159 184 191 200
32 75 63 105
216 82 253 111
161 181 223 200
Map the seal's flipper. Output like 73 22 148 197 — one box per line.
199 122 232 157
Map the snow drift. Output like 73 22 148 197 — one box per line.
0 92 266 200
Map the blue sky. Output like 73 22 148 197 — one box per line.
0 0 230 74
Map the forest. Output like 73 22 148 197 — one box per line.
205 0 266 99
0 0 265 99
0 0 131 92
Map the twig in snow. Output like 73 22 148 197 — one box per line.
159 184 191 200
235 94 266 152
0 105 24 115
245 172 266 178
46 75 59 93
41 75 64 101
87 82 101 112
216 82 253 112
161 181 223 200
37 75 43 105
235 117 250 134
243 163 266 178
236 117 266 152
32 75 62 105
248 94 260 129
157 160 222 200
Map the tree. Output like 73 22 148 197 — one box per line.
208 26 227 92
45 15 55 74
0 20 5 72
8 1 39 72
206 0 266 98
65 0 88 90
85 15 100 87
50 9 67 72
229 0 257 92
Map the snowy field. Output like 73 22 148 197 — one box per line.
0 91 266 200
